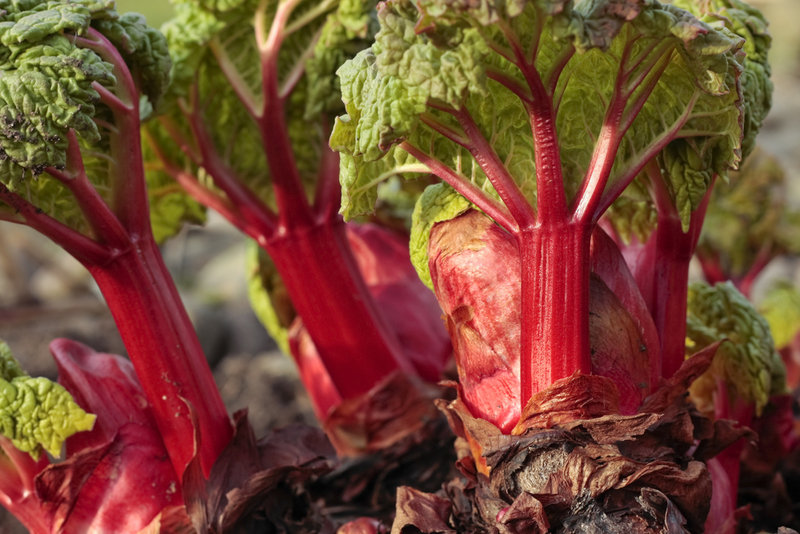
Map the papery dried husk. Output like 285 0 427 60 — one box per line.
182 411 338 534
323 372 444 457
397 350 751 533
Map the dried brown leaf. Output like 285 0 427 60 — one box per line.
513 374 620 433
392 486 455 534
325 372 441 456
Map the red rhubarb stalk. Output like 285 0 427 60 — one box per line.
156 1 419 405
0 25 234 478
86 235 231 477
519 222 593 401
642 165 713 378
264 219 413 398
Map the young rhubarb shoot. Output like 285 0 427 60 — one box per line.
685 281 787 532
697 149 800 297
147 0 451 423
44 339 189 534
0 1 231 477
0 341 83 534
0 339 190 533
333 0 754 418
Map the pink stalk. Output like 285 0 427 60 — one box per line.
166 108 417 401
257 0 314 231
639 165 713 378
519 222 593 402
18 149 230 475
263 219 413 398
256 9 414 393
159 2 432 408
89 32 232 476
84 233 232 477
0 439 50 534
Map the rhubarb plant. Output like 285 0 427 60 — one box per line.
145 0 451 443
333 0 768 426
0 0 231 478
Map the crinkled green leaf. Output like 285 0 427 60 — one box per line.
334 127 433 219
409 182 471 289
335 0 749 238
562 8 744 231
611 0 772 234
759 281 800 350
335 3 489 161
0 34 112 181
0 342 95 459
246 242 295 356
304 0 378 119
686 281 786 416
333 2 531 219
0 0 173 234
92 12 172 113
157 1 270 204
0 3 92 44
671 0 771 161
158 4 224 98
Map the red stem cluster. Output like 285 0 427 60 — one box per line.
154 1 413 404
410 16 703 412
3 29 233 479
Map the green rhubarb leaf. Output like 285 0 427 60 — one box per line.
409 182 471 289
0 33 112 183
304 0 378 119
0 1 173 235
671 0 772 162
686 281 786 416
334 136 433 219
759 281 800 350
92 12 172 113
158 1 270 203
246 243 295 356
575 8 744 231
335 0 750 239
153 0 381 221
611 0 772 235
0 342 95 459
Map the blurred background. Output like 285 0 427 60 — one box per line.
0 0 798 530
